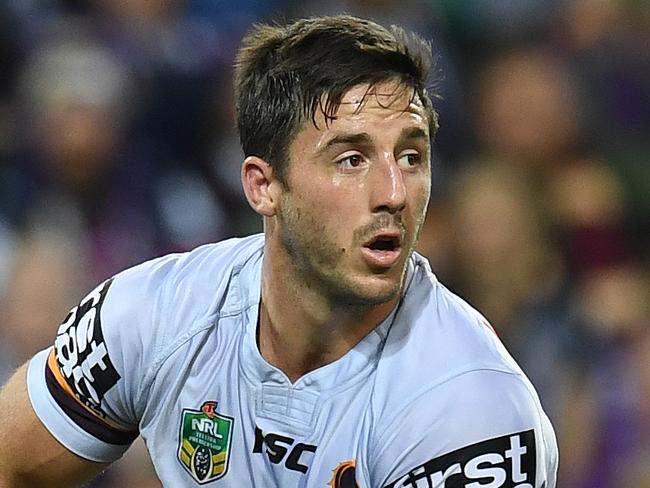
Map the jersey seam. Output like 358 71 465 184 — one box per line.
138 308 240 406
136 240 264 410
519 375 555 478
369 366 523 465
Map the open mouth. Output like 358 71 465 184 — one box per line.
361 233 403 268
365 235 400 252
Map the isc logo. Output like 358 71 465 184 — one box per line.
252 426 317 474
191 418 224 439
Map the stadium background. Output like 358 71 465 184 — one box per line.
0 1 647 486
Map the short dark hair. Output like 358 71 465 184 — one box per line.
234 15 438 184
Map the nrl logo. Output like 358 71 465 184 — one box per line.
178 401 234 484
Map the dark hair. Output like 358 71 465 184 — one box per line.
234 15 438 184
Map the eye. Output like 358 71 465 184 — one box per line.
336 154 365 170
397 152 421 168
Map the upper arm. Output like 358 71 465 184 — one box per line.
3 256 175 487
24 277 142 465
0 363 108 488
370 370 558 488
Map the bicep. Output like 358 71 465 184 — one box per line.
0 363 108 488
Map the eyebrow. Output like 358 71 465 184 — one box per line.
398 127 429 144
318 132 373 154
317 127 429 155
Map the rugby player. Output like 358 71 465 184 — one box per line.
0 15 558 487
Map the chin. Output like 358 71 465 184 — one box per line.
366 278 403 302
334 275 402 307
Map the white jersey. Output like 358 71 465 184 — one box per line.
28 234 558 487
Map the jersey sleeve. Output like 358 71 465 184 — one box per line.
26 256 175 463
369 369 558 488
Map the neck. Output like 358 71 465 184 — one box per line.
258 242 398 383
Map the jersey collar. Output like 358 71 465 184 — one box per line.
235 244 413 393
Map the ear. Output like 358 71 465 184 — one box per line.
241 156 281 217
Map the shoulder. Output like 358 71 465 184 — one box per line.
56 234 265 400
26 234 266 459
109 233 264 298
370 369 557 487
375 253 523 404
103 233 265 334
367 253 558 486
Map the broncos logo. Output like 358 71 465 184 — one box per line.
329 460 360 488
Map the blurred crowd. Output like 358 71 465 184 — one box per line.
0 1 648 486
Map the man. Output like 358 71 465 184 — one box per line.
0 15 557 487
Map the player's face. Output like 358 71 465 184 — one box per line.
277 81 431 305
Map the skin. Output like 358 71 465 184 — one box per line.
0 364 108 487
242 80 432 382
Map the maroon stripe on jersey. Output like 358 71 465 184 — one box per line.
45 363 138 446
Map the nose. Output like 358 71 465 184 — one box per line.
370 156 407 214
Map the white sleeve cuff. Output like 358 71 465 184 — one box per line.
27 348 131 463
